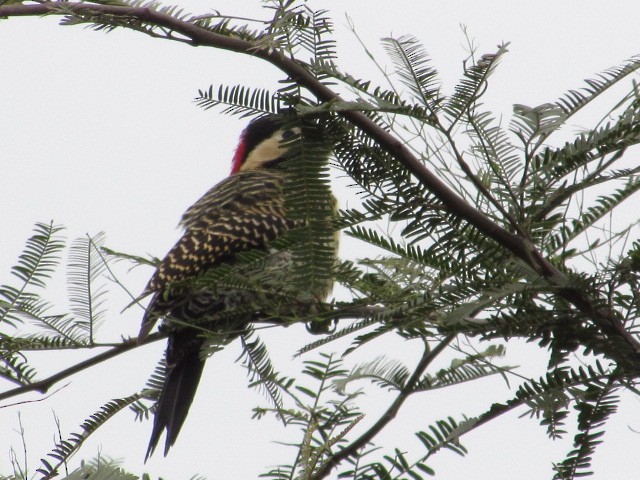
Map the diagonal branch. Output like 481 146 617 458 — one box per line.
0 1 529 257
0 332 165 403
2 1 639 370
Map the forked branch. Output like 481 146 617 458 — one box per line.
311 334 455 479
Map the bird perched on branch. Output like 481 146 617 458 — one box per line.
139 114 336 459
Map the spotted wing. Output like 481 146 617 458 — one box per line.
139 171 295 338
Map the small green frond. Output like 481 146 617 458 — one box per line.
415 416 469 457
134 359 167 421
342 322 397 357
24 312 89 347
508 364 611 430
440 280 539 327
346 226 441 276
59 0 194 34
300 414 365 479
0 334 80 352
467 109 522 206
59 456 138 480
520 380 571 440
67 232 109 342
529 99 640 196
370 446 438 480
295 316 380 357
0 222 65 327
281 117 337 301
0 348 37 384
553 380 620 480
301 353 347 382
545 176 640 254
381 35 442 114
239 329 287 415
511 102 567 145
190 11 262 42
444 44 509 129
143 358 167 397
554 55 640 117
287 6 336 64
531 163 640 225
413 347 511 392
36 394 141 479
263 2 335 64
10 222 65 287
129 397 154 424
311 59 372 94
102 246 159 268
333 119 423 213
0 292 53 329
260 464 296 480
402 210 507 281
194 84 278 117
333 356 410 393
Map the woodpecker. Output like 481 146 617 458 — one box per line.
140 115 336 459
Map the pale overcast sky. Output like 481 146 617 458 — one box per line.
2 1 640 479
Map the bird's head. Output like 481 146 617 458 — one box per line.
231 115 301 174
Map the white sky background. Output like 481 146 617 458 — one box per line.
1 1 640 478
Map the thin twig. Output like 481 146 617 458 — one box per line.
0 382 70 409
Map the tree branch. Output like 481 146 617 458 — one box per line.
2 1 639 369
311 334 456 480
0 332 164 403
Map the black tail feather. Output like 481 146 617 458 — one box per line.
145 334 205 460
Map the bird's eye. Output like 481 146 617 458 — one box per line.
281 127 300 141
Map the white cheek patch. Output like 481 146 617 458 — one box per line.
240 127 301 171
242 138 285 170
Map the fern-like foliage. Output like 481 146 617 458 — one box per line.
334 356 410 392
334 346 509 395
554 56 640 117
553 379 620 480
415 416 470 459
67 232 109 343
255 353 368 478
194 84 279 118
381 34 443 116
239 328 292 417
444 44 509 128
130 358 167 422
280 116 338 305
545 176 640 256
0 223 66 385
0 222 65 328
